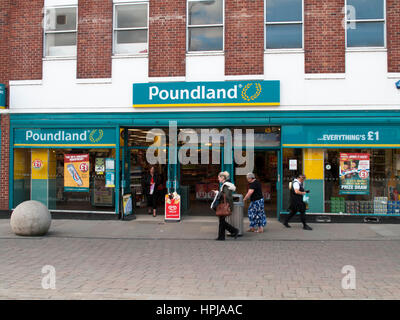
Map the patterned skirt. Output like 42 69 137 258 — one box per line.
248 198 267 228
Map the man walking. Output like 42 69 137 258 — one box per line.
283 174 313 230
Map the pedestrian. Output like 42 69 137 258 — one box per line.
144 166 160 217
283 174 313 230
214 171 239 241
243 173 267 233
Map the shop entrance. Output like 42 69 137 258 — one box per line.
178 149 221 216
126 148 168 214
122 128 169 215
121 127 281 217
235 150 279 218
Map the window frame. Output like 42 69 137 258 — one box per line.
345 0 386 50
264 0 304 51
112 1 150 56
186 0 225 53
43 5 78 58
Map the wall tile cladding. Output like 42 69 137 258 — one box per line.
225 0 264 75
8 0 44 81
387 0 400 73
304 0 346 74
0 0 11 88
77 0 113 79
3 0 400 79
0 115 10 211
148 0 186 77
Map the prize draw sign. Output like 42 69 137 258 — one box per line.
339 153 370 195
64 154 90 192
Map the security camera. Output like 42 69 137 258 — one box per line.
396 80 400 89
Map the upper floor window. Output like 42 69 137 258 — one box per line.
187 0 224 52
44 6 77 57
265 0 303 49
346 0 385 48
113 2 149 55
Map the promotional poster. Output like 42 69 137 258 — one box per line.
64 154 90 192
339 153 370 195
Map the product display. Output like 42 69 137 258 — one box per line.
374 197 388 214
330 197 345 213
387 201 400 214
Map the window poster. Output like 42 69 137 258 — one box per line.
105 158 115 188
95 158 105 175
339 153 370 195
64 154 90 192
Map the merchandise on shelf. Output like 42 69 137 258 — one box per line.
330 197 345 213
374 197 388 214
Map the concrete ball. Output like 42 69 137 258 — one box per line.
10 201 51 236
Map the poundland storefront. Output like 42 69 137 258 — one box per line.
12 127 118 213
9 110 400 222
7 80 400 222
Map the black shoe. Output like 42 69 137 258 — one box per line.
215 238 225 241
303 224 313 231
283 221 291 228
233 229 239 239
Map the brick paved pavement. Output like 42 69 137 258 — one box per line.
0 218 399 300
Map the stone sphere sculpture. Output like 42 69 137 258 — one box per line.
10 200 51 236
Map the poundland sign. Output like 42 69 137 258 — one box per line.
14 128 116 147
0 84 5 109
132 81 280 107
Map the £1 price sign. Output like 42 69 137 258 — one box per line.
32 159 43 169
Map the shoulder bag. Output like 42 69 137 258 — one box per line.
216 192 232 217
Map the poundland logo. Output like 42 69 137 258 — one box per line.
23 129 104 143
15 128 115 146
132 80 280 107
149 85 239 101
26 130 89 142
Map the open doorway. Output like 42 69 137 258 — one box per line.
179 148 221 216
235 150 278 218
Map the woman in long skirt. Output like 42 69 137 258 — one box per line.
243 173 267 233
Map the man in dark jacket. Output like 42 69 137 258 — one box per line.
283 174 313 230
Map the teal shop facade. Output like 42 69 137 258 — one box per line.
8 110 400 222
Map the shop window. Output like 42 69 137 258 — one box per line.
187 0 224 52
265 0 303 49
282 148 303 210
282 148 400 215
324 149 400 215
126 128 170 147
113 2 149 55
44 6 77 57
13 148 116 212
346 0 385 48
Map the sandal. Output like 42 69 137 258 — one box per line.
247 228 255 232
